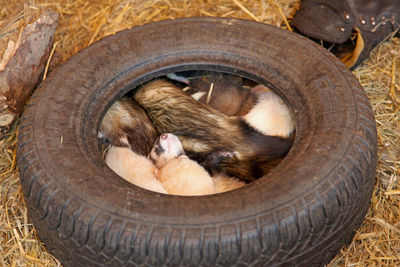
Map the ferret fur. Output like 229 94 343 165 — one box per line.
151 133 245 195
99 98 158 155
157 155 217 196
150 133 215 195
243 86 294 138
189 81 294 138
134 79 293 182
186 73 256 116
158 157 245 195
105 145 167 194
212 174 246 193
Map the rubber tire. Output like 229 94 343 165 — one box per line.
17 18 377 266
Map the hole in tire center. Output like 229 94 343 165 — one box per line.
98 70 295 196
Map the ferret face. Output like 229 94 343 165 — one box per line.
150 133 185 168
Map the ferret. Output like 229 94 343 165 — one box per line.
187 80 294 138
243 85 295 138
105 133 243 196
212 173 246 193
150 133 215 195
105 145 167 194
99 98 158 156
157 154 217 196
134 79 293 182
150 133 245 195
184 73 256 116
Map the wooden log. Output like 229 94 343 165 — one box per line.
0 9 58 138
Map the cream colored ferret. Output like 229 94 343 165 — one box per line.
243 85 295 138
150 133 245 196
105 145 167 194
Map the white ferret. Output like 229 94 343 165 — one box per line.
105 145 167 194
243 85 295 138
150 133 245 196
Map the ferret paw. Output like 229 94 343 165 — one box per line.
207 150 238 165
201 150 239 175
217 151 238 158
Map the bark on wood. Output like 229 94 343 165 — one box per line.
0 9 58 138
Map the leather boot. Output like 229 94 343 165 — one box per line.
292 0 400 69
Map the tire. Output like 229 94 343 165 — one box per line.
17 17 377 266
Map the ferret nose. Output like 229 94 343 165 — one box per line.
161 133 168 140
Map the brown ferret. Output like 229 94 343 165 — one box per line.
134 79 293 182
185 73 256 116
99 98 158 155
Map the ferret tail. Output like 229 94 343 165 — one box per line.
239 119 293 160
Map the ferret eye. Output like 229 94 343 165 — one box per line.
155 144 164 155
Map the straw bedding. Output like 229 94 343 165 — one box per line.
1 0 399 266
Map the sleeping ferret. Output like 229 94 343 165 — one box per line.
105 134 243 196
134 79 293 182
184 73 257 116
188 81 294 138
150 133 245 195
99 98 158 155
105 145 167 194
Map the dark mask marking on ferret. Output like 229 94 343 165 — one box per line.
153 138 165 156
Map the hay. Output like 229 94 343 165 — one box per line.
0 0 399 266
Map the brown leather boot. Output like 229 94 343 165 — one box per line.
292 0 400 69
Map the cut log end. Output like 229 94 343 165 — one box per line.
0 9 59 139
